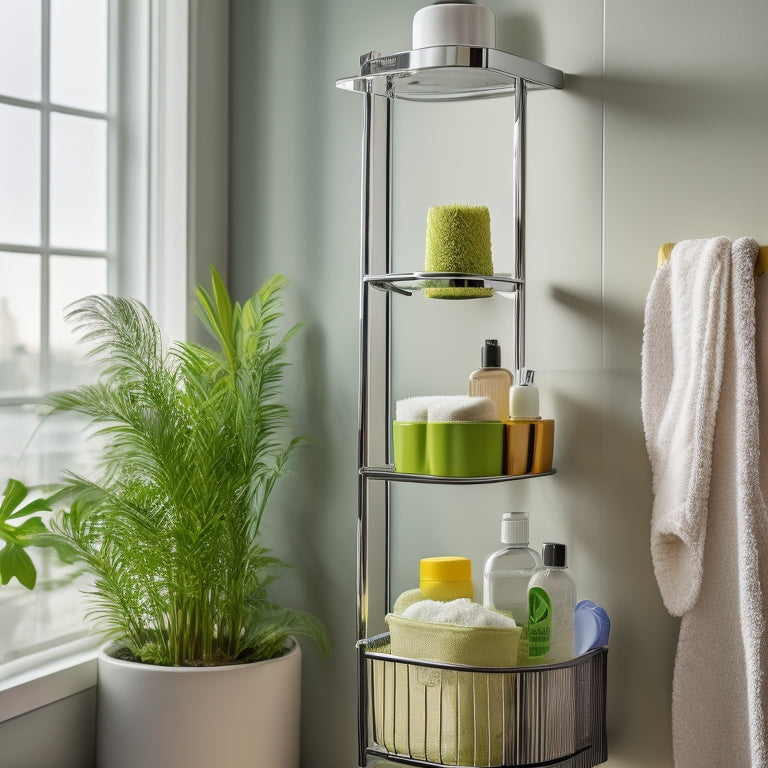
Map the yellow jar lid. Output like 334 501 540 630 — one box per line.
420 556 472 582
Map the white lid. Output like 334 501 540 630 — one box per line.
500 512 529 545
413 2 496 50
510 384 539 419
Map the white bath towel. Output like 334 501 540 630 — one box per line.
642 236 768 768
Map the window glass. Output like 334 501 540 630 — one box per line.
0 252 41 397
0 104 41 246
50 0 108 113
0 0 42 102
49 255 107 390
50 113 108 251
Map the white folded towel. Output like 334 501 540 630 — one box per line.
427 395 497 423
395 395 498 423
395 396 436 422
401 597 516 628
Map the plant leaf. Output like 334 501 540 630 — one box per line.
0 543 37 589
0 479 28 523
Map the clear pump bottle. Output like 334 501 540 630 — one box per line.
468 339 513 421
483 512 541 664
527 542 576 664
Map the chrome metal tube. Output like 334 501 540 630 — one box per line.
513 77 527 372
357 90 374 643
384 96 393 616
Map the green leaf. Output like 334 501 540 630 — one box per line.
0 543 37 589
10 516 48 541
8 496 52 520
0 479 28 523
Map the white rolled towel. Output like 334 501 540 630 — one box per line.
401 597 516 628
396 395 497 422
428 395 497 423
395 395 437 422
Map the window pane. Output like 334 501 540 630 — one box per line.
49 255 107 390
0 548 90 668
0 104 41 246
0 252 41 396
50 113 107 251
0 404 94 669
50 0 108 113
0 405 99 485
0 0 42 101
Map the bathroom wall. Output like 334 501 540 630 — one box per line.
227 1 768 767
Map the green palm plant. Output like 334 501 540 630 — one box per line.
0 270 329 666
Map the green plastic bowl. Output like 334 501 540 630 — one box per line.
392 422 429 475
393 421 503 477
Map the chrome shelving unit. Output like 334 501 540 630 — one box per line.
337 45 609 768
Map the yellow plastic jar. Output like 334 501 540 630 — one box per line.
419 556 474 601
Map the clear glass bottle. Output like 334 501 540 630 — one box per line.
468 339 513 421
483 512 541 664
527 543 576 664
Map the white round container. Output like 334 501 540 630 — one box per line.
412 2 496 50
97 640 302 768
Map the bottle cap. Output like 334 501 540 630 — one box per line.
481 339 501 368
500 512 529 545
574 600 611 654
541 542 567 567
420 556 472 582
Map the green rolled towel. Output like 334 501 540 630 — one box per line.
424 204 494 299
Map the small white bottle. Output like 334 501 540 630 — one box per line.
527 543 576 664
483 512 541 665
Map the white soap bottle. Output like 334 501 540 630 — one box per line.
527 542 576 664
483 512 541 664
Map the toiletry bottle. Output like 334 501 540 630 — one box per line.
527 543 576 664
483 512 541 664
506 368 555 476
468 339 513 421
393 556 473 613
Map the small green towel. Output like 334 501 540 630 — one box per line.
424 204 494 299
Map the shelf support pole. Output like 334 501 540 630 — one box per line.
513 77 527 372
357 86 392 645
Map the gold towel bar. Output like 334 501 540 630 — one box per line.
658 242 768 276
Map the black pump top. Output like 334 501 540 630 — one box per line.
481 339 501 367
542 542 567 568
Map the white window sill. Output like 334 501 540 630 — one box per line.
0 639 100 723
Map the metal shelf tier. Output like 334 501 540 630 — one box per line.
364 272 522 297
337 46 564 101
360 466 556 484
359 635 607 768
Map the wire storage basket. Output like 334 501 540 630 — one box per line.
358 633 607 768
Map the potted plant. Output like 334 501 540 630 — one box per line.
0 270 329 768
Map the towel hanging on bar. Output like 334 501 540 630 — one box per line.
658 241 768 275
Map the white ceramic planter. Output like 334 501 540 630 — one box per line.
97 639 301 768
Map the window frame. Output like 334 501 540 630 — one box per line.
0 0 115 404
0 0 229 719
